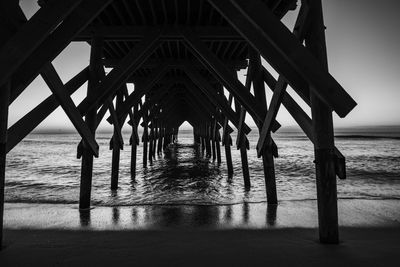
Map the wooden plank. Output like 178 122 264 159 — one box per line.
10 0 113 103
0 0 82 87
77 30 162 116
209 0 356 118
41 64 98 157
6 67 89 153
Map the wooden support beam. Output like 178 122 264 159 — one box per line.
263 67 346 179
10 0 113 103
77 30 161 117
111 90 124 190
184 83 233 133
0 2 17 248
41 64 98 157
224 134 233 176
142 110 149 168
75 26 243 41
240 140 250 189
0 81 10 249
209 0 356 118
214 120 222 164
111 63 169 122
129 104 139 179
0 0 82 87
157 123 163 154
6 67 88 153
257 3 311 156
104 58 248 70
250 49 278 204
305 0 339 244
79 36 103 210
107 98 124 150
148 124 154 164
222 94 234 176
256 76 287 156
205 123 212 158
182 65 251 135
181 30 279 131
235 66 252 149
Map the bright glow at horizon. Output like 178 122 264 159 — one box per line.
10 0 400 132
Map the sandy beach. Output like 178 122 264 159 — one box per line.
1 228 399 266
1 199 399 266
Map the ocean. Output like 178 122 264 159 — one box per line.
5 126 400 206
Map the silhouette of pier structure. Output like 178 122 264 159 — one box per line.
0 0 356 245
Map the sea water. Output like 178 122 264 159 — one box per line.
5 126 400 206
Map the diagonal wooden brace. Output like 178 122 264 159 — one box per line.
41 63 98 157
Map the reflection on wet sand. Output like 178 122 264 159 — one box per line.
79 209 91 227
6 199 400 230
78 203 277 229
267 204 278 226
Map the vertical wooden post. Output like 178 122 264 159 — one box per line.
250 49 278 204
240 141 250 188
130 130 137 179
153 120 158 157
211 119 217 161
111 90 123 190
157 124 163 154
215 122 222 164
211 137 216 161
216 139 221 164
148 125 153 165
234 98 250 188
0 82 10 249
205 123 212 158
224 135 233 176
79 36 102 210
163 128 168 151
201 126 206 154
142 112 148 168
0 1 16 248
305 0 339 244
130 104 139 178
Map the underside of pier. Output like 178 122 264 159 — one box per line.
0 0 356 246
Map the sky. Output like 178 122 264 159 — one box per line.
9 0 400 132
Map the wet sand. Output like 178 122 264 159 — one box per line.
3 199 400 230
1 228 399 266
1 199 400 266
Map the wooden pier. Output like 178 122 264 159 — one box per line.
0 0 356 246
